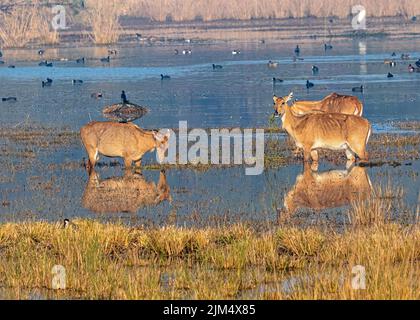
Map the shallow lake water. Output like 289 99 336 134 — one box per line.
0 37 419 226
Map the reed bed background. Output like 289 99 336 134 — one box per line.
115 0 419 21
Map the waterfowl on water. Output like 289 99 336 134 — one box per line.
38 49 45 56
273 77 284 84
401 54 411 60
0 61 4 64
408 64 415 72
2 97 17 102
42 78 53 87
416 59 420 68
294 45 300 55
0 51 2 58
324 43 333 50
306 80 314 88
391 52 396 57
72 79 83 84
267 60 279 68
161 74 171 80
232 50 240 55
108 49 118 55
39 60 53 67
100 56 110 63
352 85 364 92
212 64 223 69
182 49 192 55
8 65 15 68
76 57 85 64
292 56 304 62
384 60 396 67
91 92 103 99
174 49 179 55
312 65 319 73
387 72 394 78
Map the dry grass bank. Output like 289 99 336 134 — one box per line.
0 1 58 48
0 199 418 299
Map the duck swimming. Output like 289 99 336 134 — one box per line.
352 85 364 92
416 59 420 68
306 80 314 88
324 44 333 50
72 79 83 84
76 57 85 64
91 92 103 99
232 50 240 55
212 64 223 69
161 74 171 80
2 97 17 102
294 45 300 55
267 61 279 68
387 72 394 78
273 77 284 84
100 56 110 63
312 65 319 73
42 78 53 87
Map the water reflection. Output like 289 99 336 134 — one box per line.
82 170 171 214
284 164 372 214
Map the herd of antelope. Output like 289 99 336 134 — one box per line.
80 90 370 172
272 91 371 169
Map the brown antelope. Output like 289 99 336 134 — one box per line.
82 169 171 213
80 121 170 172
273 92 363 116
283 163 372 214
273 92 371 166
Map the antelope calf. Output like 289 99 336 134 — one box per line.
273 93 371 166
80 121 170 172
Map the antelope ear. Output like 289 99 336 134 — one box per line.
285 92 293 102
273 95 278 103
153 129 170 142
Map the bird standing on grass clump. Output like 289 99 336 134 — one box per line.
121 90 129 103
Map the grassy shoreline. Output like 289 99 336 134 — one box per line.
0 214 418 299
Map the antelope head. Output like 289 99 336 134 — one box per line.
273 92 293 117
153 129 171 163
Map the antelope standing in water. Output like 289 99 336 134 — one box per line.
283 163 372 215
82 170 171 213
273 93 371 167
80 121 170 173
273 92 363 116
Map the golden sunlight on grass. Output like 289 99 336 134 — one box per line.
0 212 418 299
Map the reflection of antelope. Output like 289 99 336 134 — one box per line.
80 121 170 173
273 92 363 116
82 170 171 213
284 164 372 214
273 93 371 166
